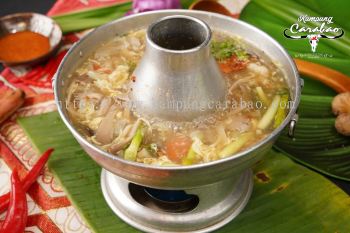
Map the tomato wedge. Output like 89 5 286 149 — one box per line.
219 55 248 74
165 134 192 163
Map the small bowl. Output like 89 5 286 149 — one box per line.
0 12 62 67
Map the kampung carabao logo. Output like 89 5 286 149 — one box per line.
284 15 344 53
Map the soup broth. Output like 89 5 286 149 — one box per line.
66 29 289 166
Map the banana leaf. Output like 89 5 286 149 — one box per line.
275 95 350 181
52 0 196 34
180 0 196 9
294 0 350 32
240 0 350 181
18 112 350 233
52 2 132 34
240 0 350 77
221 150 350 233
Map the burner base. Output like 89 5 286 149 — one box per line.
101 169 253 233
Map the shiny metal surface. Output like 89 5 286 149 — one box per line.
0 12 62 66
101 169 253 233
288 113 299 137
132 15 226 121
54 10 301 189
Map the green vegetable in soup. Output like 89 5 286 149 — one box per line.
234 49 249 61
256 86 270 106
273 94 289 128
211 39 248 61
124 126 143 161
276 88 289 95
219 133 253 158
258 95 281 130
128 61 137 73
148 143 158 154
182 146 197 165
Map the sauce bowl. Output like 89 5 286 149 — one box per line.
0 12 62 67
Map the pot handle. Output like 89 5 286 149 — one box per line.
288 78 303 137
288 113 299 137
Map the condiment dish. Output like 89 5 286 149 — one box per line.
0 12 62 67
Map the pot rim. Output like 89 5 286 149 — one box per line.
54 9 301 171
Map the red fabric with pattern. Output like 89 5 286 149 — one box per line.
0 1 122 232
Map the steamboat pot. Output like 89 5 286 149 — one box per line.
54 10 301 190
54 10 301 233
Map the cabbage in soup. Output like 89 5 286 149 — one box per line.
66 29 290 166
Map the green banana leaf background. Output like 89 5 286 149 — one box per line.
240 0 350 181
52 0 194 33
241 0 350 76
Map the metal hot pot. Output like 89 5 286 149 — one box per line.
54 10 301 233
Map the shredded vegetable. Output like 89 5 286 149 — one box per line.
124 126 143 161
219 133 253 158
182 146 197 165
256 86 270 106
258 95 281 130
274 94 289 128
211 39 248 61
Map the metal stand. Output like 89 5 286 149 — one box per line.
101 169 253 233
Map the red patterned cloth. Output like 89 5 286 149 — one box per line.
0 1 126 232
0 101 76 233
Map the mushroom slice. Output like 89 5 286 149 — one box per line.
109 119 142 154
226 115 251 133
97 97 113 116
213 125 229 148
95 110 115 144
